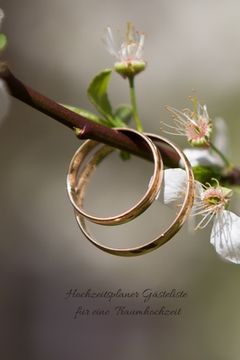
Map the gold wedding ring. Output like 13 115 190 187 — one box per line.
67 128 163 225
72 133 195 256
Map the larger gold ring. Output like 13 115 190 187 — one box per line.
67 128 163 225
74 133 195 256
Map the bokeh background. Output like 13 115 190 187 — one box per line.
1 0 240 359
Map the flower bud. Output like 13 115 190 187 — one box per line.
114 60 146 78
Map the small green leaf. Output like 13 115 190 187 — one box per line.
120 151 131 160
62 104 109 126
0 33 7 51
87 69 114 123
114 104 132 125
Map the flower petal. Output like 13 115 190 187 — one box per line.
103 27 119 58
103 24 145 64
157 168 187 205
202 104 209 120
181 148 223 167
135 33 145 59
210 210 240 264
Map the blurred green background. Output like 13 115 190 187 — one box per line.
1 0 240 359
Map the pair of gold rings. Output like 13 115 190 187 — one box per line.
67 128 195 256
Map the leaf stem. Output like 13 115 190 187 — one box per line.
209 141 233 169
128 76 143 132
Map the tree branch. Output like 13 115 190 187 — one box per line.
0 64 179 166
1 64 240 184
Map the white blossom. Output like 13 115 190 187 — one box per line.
164 99 212 147
210 210 240 264
181 117 229 168
162 168 240 264
103 23 146 77
104 23 145 63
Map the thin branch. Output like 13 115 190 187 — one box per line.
1 64 240 184
0 64 179 167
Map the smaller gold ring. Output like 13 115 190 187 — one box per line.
67 128 163 226
74 133 195 256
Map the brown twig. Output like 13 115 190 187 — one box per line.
0 64 180 166
1 64 240 184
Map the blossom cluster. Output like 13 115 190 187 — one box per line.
162 97 240 264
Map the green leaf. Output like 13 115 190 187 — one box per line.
114 104 132 126
0 33 7 51
192 165 222 184
61 104 109 126
119 151 131 160
87 69 114 123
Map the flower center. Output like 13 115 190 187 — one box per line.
186 116 212 145
206 195 222 206
201 187 229 212
193 183 233 229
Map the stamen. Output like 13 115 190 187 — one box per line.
193 181 232 230
164 99 212 146
195 210 216 229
